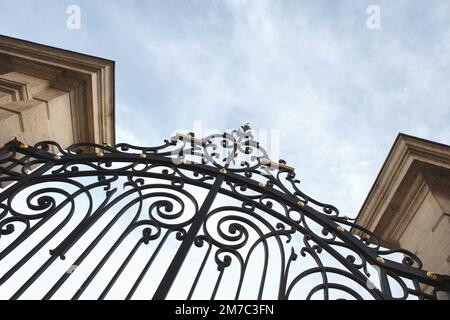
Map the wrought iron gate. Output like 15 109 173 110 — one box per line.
0 125 449 300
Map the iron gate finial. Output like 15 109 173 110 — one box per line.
241 123 251 132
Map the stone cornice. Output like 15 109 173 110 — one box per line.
354 134 450 247
0 77 32 101
0 34 115 145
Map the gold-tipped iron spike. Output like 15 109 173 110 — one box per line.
175 133 207 145
260 158 295 172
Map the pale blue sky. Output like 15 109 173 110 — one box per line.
1 0 449 217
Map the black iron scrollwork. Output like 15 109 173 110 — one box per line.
0 126 449 300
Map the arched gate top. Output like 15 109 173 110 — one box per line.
0 125 449 300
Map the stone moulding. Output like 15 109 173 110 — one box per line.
0 34 115 147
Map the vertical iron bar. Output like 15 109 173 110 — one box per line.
125 230 172 300
211 268 225 300
187 242 212 300
152 174 225 300
379 268 393 299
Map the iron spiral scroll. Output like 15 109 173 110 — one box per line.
0 125 449 300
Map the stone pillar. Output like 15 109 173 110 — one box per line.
0 35 115 149
354 134 450 281
0 35 115 188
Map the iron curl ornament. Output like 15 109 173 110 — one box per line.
0 124 449 300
